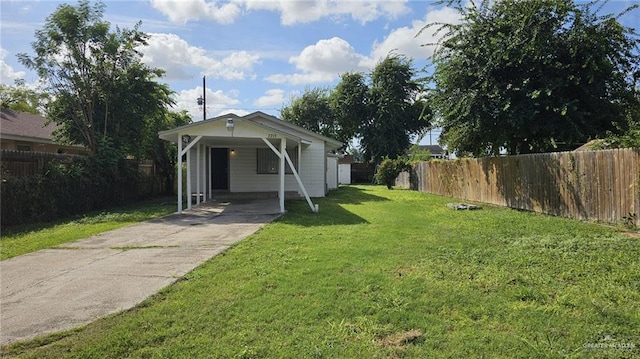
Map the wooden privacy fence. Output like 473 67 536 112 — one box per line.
0 150 78 177
396 148 640 227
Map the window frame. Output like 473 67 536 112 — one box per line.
256 147 298 174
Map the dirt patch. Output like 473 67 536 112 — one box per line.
377 329 423 347
621 231 640 239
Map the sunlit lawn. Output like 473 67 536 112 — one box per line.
0 197 176 260
2 186 638 358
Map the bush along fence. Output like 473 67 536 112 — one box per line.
396 148 640 228
1 150 166 227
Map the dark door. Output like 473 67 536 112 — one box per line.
211 148 229 190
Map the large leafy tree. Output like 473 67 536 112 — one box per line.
17 0 173 156
362 55 428 163
428 0 640 156
329 72 369 145
281 56 429 162
0 80 48 114
280 87 338 140
142 110 192 194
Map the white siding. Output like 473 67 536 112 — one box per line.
299 141 327 197
230 146 299 193
187 141 330 197
326 156 338 190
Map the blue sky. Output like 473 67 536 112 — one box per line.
1 0 639 144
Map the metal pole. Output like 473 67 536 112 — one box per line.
203 76 206 121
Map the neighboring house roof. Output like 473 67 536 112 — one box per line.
0 108 56 143
159 111 343 150
574 139 610 151
419 145 445 155
339 154 355 164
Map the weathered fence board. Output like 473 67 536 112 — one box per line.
397 148 640 227
0 150 78 177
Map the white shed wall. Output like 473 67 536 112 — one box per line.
339 163 351 184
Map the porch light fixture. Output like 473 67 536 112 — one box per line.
182 134 191 144
226 118 234 131
230 149 235 154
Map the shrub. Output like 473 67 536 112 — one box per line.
375 157 410 189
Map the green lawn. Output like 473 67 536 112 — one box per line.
2 186 638 358
0 198 176 260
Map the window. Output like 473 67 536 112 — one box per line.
257 147 298 174
16 144 31 152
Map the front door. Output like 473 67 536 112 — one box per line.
211 148 229 190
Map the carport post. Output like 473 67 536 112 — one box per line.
177 133 183 213
196 143 201 205
279 137 286 213
186 146 191 210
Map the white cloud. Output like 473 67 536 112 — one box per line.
0 48 25 84
254 89 285 107
265 37 369 85
174 86 241 121
240 0 409 25
369 7 460 64
140 33 260 80
150 0 241 24
263 7 460 86
213 108 250 117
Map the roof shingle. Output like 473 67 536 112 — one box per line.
0 108 56 141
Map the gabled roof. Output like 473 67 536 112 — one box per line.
419 145 445 154
159 111 343 150
0 108 56 142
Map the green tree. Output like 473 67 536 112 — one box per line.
329 72 369 146
427 0 640 156
362 55 429 163
281 57 430 161
142 110 192 194
280 87 337 140
0 80 48 114
17 0 173 154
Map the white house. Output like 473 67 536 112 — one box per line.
158 111 342 214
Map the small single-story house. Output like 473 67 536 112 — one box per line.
419 145 447 159
158 111 343 214
0 108 86 154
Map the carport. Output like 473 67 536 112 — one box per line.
158 111 342 214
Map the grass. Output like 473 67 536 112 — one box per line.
0 197 176 260
2 185 639 358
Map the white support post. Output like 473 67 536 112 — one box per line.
298 144 303 197
178 135 202 211
279 138 286 213
196 143 201 205
186 147 192 210
177 134 183 214
207 146 212 199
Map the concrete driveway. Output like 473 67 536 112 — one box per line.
0 199 282 345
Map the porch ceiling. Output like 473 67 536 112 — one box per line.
195 136 300 149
